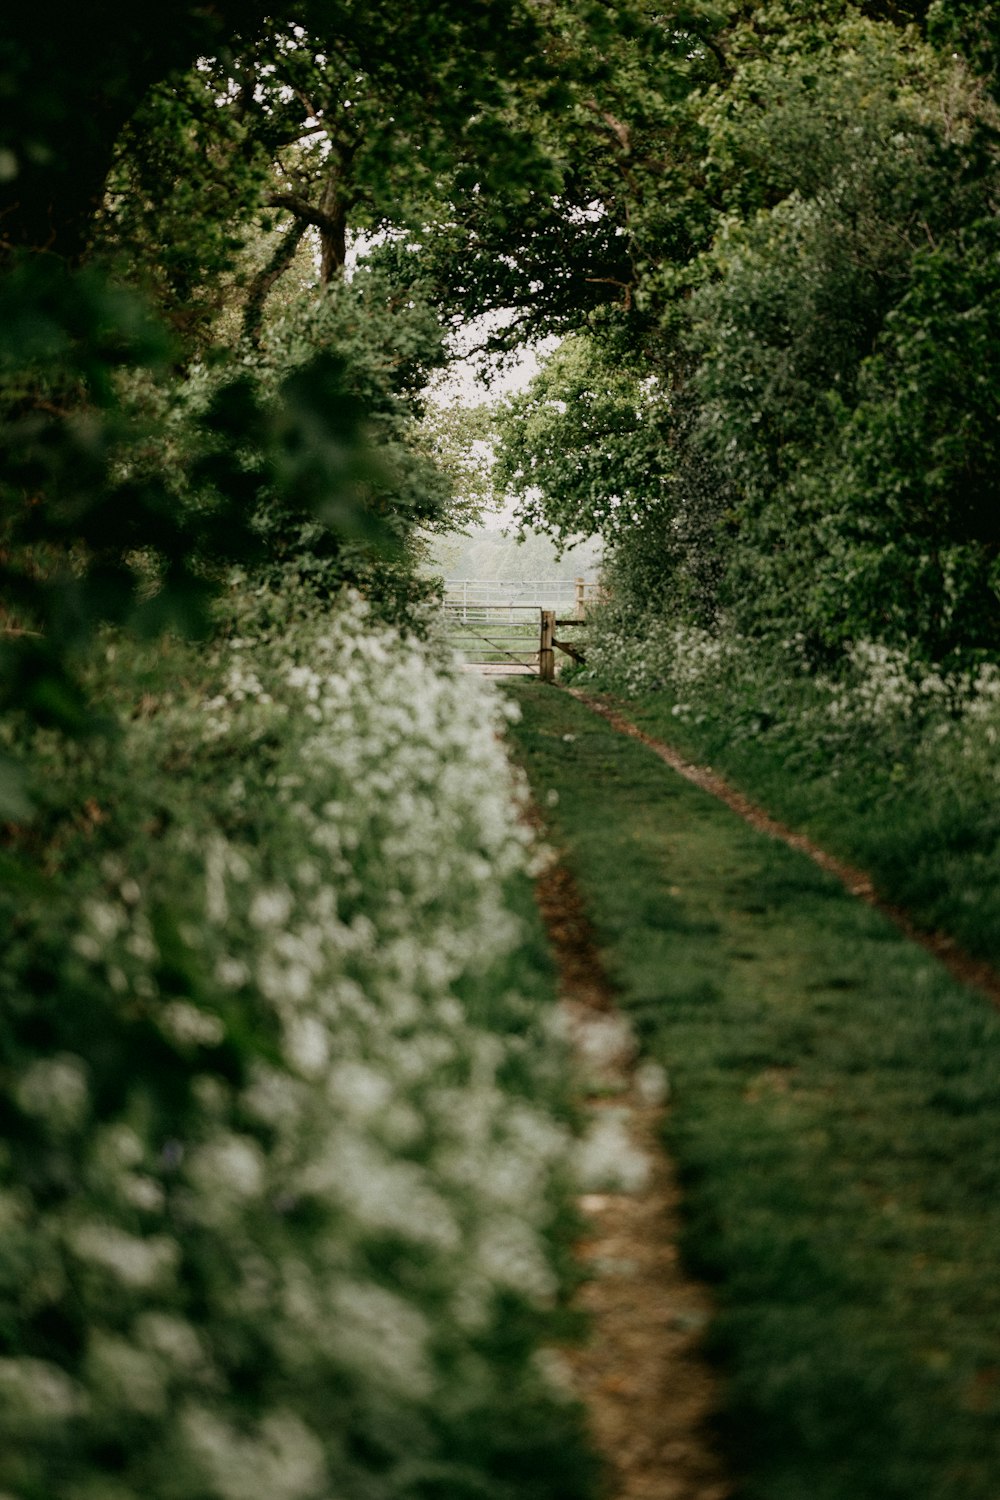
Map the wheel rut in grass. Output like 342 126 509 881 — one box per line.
509 680 1000 1497
532 839 733 1500
571 687 1000 1012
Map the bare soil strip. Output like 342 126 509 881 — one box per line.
570 688 1000 1011
533 853 733 1500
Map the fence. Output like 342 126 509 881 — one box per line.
440 601 592 678
443 577 603 620
439 604 542 673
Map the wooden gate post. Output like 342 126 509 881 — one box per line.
539 609 556 682
574 576 585 618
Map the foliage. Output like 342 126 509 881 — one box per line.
929 0 1000 94
0 252 405 808
95 68 273 350
408 0 723 354
493 335 729 624
0 589 595 1500
0 1 270 261
90 3 573 358
680 21 1000 656
1 0 555 268
418 401 498 535
495 338 667 545
806 219 1000 655
1 0 604 765
478 6 1000 664
221 256 454 595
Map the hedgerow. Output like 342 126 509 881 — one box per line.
0 586 593 1500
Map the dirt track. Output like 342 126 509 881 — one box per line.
533 850 732 1500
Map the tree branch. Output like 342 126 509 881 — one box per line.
582 99 632 153
264 190 343 238
241 218 308 346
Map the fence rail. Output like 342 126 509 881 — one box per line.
440 599 593 677
443 576 602 620
440 603 540 672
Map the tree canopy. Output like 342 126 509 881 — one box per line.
3 0 1000 761
479 1 1000 660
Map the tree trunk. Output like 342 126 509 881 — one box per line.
318 172 349 284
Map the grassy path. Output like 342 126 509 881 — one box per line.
570 688 1000 1008
505 680 1000 1500
533 848 731 1500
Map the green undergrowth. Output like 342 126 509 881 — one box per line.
620 690 1000 968
505 678 1000 1500
0 592 596 1500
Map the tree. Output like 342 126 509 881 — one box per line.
0 0 578 750
480 4 1000 659
494 334 729 622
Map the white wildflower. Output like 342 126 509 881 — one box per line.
0 1357 87 1424
14 1055 89 1131
282 1016 330 1077
249 886 294 930
121 1175 166 1213
215 956 250 990
68 1225 179 1289
576 1110 650 1193
87 1335 166 1417
331 1283 434 1398
476 1217 557 1300
160 1001 225 1049
82 898 127 943
180 1406 326 1500
135 1313 208 1376
186 1134 264 1201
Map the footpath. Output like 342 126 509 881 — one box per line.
507 680 1000 1500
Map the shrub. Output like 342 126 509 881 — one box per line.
0 588 591 1500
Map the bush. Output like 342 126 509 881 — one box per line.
0 587 592 1500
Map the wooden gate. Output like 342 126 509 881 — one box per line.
440 602 590 678
440 603 542 673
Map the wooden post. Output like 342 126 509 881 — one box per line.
575 576 585 618
539 609 556 682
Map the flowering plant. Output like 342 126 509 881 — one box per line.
0 589 591 1500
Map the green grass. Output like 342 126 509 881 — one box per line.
615 684 1000 968
505 678 1000 1500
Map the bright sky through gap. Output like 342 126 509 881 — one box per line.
427 318 558 528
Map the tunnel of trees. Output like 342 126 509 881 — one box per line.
3 3 1000 1496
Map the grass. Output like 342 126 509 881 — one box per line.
608 678 1000 968
504 678 1000 1500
